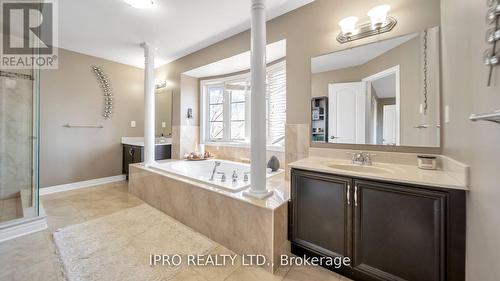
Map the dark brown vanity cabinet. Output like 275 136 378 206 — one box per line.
122 144 171 178
290 168 466 281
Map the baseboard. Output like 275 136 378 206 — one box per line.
0 216 47 243
40 175 126 196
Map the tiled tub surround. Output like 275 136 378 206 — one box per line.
294 147 470 190
285 124 310 179
128 163 290 273
205 144 285 169
171 125 199 159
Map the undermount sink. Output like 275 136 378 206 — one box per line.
327 163 392 174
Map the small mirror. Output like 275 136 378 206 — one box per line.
155 89 172 137
311 27 440 147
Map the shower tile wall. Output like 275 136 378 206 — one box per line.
0 71 34 200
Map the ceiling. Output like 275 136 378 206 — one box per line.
183 39 286 78
58 0 313 68
311 33 418 74
372 74 396 99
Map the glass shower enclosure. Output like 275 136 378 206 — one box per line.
0 67 40 229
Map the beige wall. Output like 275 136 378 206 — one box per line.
40 48 144 187
441 0 500 280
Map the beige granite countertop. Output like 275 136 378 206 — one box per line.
289 157 469 191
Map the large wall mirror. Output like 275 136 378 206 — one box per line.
155 89 173 137
311 27 441 147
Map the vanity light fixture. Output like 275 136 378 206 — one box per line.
339 17 359 37
337 5 397 44
124 0 154 9
367 5 391 29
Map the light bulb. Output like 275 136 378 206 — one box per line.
338 16 359 36
368 5 391 29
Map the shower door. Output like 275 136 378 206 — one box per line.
0 69 39 226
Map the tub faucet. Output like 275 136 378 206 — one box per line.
244 172 250 182
210 161 221 181
232 170 238 183
217 172 226 182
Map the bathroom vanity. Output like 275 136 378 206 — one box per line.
288 156 467 281
121 137 172 179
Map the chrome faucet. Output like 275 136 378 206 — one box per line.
243 172 250 182
349 152 376 166
209 161 221 181
232 170 239 183
217 172 226 182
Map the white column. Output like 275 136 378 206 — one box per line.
244 0 273 199
141 42 156 167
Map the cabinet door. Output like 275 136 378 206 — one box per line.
132 146 142 163
155 144 171 160
291 169 352 259
122 146 132 175
352 180 446 281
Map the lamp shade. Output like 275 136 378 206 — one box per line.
338 16 359 36
368 5 391 29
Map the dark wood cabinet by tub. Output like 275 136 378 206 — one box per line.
290 168 466 281
122 144 171 179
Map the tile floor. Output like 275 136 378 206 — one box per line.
0 181 351 281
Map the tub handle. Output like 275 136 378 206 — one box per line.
217 172 226 182
244 172 250 182
232 170 239 182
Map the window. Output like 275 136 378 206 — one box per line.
207 84 225 140
201 61 286 147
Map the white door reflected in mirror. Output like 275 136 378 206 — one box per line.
329 82 365 144
382 105 396 145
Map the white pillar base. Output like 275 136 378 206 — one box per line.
243 189 274 199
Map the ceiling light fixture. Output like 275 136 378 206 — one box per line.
124 0 154 9
337 4 397 44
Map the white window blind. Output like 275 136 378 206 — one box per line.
201 60 286 147
267 61 286 146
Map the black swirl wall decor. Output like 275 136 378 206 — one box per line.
91 65 113 119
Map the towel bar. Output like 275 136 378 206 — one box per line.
469 110 500 123
62 124 104 128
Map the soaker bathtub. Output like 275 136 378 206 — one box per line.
150 159 282 192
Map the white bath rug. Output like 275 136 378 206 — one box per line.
53 204 216 281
